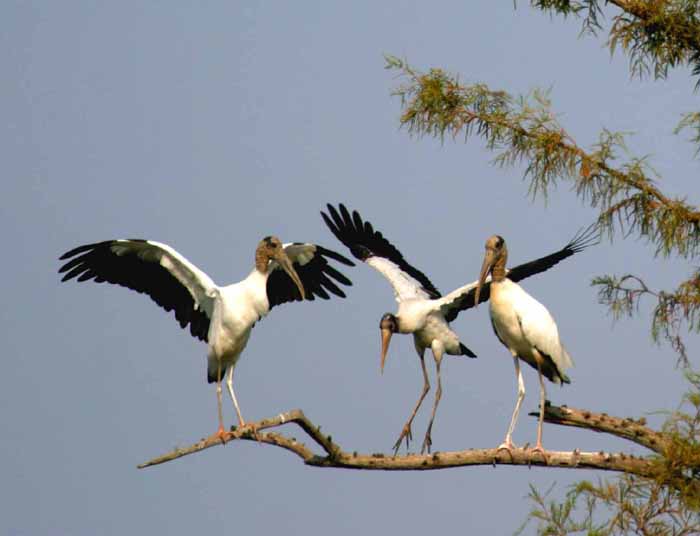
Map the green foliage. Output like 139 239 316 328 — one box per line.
516 483 606 535
519 375 700 534
592 272 700 365
554 475 700 534
675 112 700 155
523 0 700 88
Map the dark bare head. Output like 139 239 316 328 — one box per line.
379 313 398 374
475 235 507 306
255 236 306 300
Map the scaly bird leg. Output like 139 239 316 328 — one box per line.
225 366 245 426
498 354 525 453
530 356 549 463
226 366 259 440
421 352 443 454
393 351 430 455
214 361 227 443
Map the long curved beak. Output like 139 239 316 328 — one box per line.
380 328 393 374
274 251 306 300
474 250 495 307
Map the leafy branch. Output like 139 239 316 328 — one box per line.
385 56 700 256
527 0 700 87
593 272 700 365
520 475 700 535
385 56 700 360
676 111 700 155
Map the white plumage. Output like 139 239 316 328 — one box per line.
490 279 573 379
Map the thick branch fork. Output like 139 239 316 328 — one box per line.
139 405 664 477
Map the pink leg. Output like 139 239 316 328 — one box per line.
393 351 430 455
530 355 549 463
421 351 443 454
214 361 227 443
498 354 525 453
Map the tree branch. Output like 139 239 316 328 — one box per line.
607 0 700 53
138 404 669 480
137 409 335 468
529 0 700 86
534 403 671 454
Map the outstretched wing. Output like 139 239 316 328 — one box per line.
439 224 598 322
58 239 216 341
266 242 354 309
321 203 441 302
507 223 599 283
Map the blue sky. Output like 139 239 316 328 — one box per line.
3 2 698 534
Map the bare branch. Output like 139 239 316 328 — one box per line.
139 405 672 480
138 409 335 468
534 404 671 454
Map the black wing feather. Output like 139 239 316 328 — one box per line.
316 245 355 267
321 203 442 299
444 286 489 323
266 245 354 310
507 223 599 283
58 240 210 342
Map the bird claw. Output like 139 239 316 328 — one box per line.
530 444 549 464
240 422 261 441
420 426 433 454
496 440 518 455
392 423 413 455
497 441 517 451
213 426 229 444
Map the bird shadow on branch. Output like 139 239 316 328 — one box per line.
139 404 684 484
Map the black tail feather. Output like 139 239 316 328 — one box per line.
207 361 224 384
460 343 477 358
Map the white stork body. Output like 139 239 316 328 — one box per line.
489 279 572 376
322 204 595 454
59 236 354 439
366 254 469 362
476 235 577 455
393 299 465 366
405 306 462 355
210 271 270 370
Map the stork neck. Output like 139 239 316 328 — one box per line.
255 249 270 274
491 254 507 282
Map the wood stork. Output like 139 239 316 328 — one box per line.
58 236 354 440
322 203 596 454
475 234 581 457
